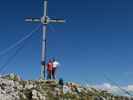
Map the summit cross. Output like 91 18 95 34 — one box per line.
25 0 65 80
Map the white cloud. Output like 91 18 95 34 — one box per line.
127 85 133 91
103 83 112 89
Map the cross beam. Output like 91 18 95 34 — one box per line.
25 17 65 24
25 0 65 80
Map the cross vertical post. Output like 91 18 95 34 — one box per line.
40 0 48 80
25 0 65 80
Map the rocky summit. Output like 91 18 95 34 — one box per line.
0 74 133 100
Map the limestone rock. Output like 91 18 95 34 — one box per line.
0 74 132 100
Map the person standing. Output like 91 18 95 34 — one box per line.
52 59 60 79
47 59 53 80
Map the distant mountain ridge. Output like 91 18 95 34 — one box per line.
87 83 133 96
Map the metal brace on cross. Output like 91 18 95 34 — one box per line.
25 0 65 80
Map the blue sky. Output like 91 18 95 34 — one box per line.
0 0 133 86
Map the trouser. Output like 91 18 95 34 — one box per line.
52 68 56 79
47 70 52 80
